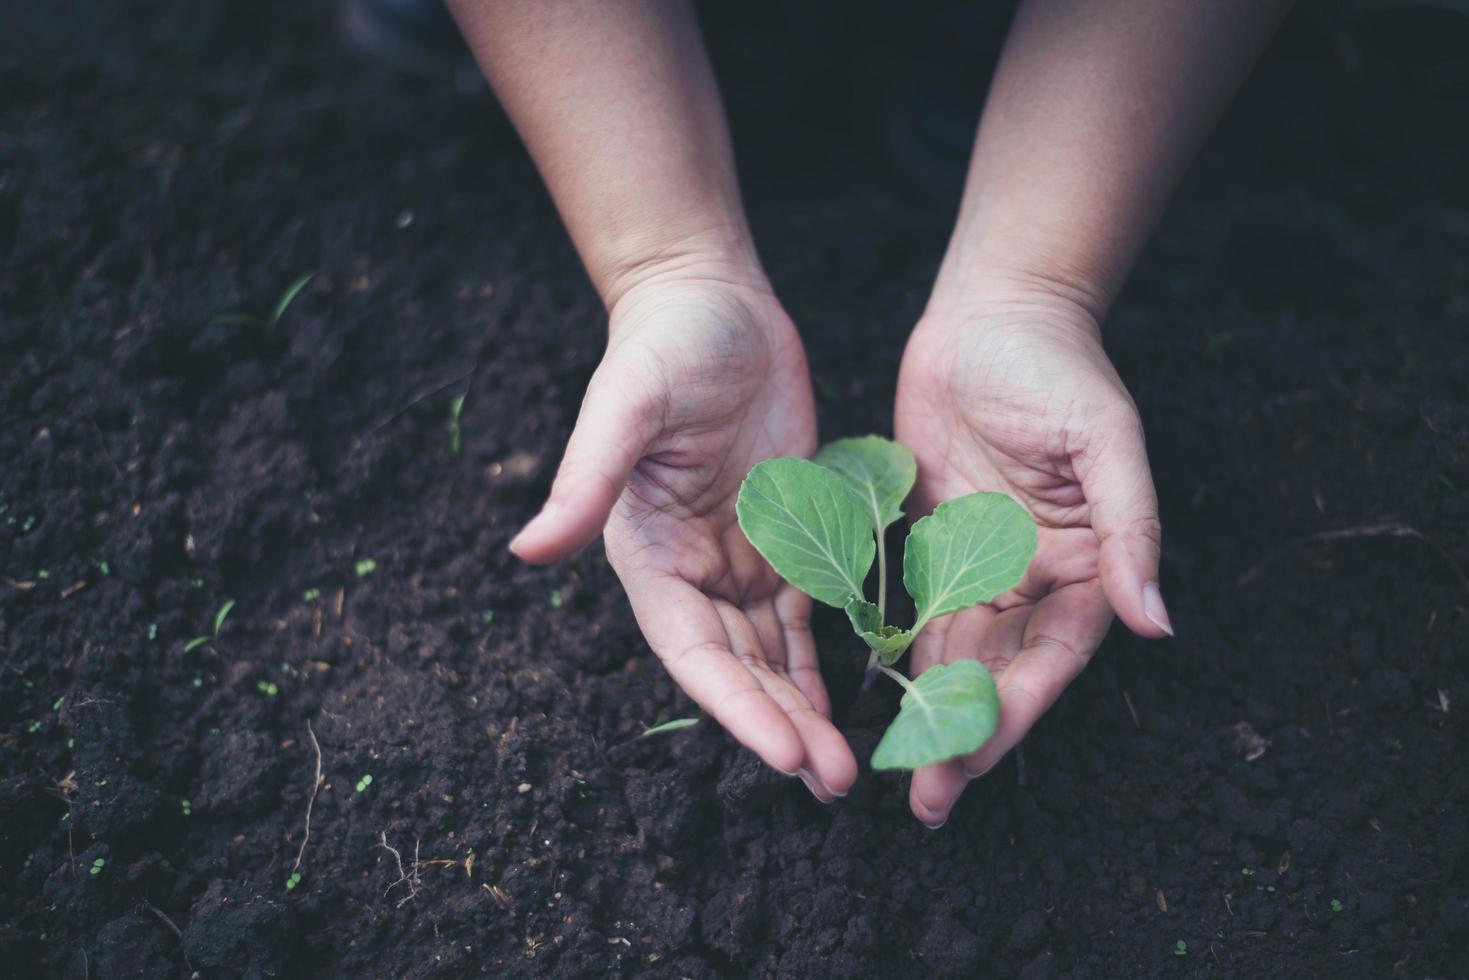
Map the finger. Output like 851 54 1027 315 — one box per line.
961 580 1112 778
774 587 829 718
716 602 856 800
1075 406 1171 638
509 364 661 564
910 760 967 829
626 573 805 776
908 605 1014 825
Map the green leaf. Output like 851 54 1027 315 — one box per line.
814 436 916 532
870 660 999 770
736 457 874 608
844 597 914 664
639 718 700 738
213 598 235 638
269 271 315 329
183 636 210 653
905 492 1037 629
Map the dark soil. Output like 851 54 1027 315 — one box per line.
4 2 1468 977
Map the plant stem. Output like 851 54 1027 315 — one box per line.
876 526 888 622
876 663 916 696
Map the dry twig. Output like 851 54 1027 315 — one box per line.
290 721 324 877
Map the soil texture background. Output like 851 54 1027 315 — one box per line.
3 2 1468 977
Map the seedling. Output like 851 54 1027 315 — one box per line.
354 559 376 578
736 436 1036 771
640 718 700 739
302 588 320 603
549 589 564 609
1174 940 1187 957
184 598 235 653
285 871 302 891
89 858 106 876
355 774 373 793
1329 898 1343 913
181 798 192 817
257 680 279 697
209 271 315 341
447 393 467 456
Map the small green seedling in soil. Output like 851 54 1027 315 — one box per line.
640 718 700 739
1330 898 1343 913
355 774 373 793
549 589 564 609
209 271 314 341
184 598 235 653
303 588 320 603
257 680 279 697
90 858 106 876
181 799 192 817
1174 940 1187 957
737 436 1037 771
447 392 467 456
355 558 376 578
285 871 302 891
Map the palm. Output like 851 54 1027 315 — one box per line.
894 309 1161 826
537 281 856 798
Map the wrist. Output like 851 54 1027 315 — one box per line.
596 223 768 316
924 260 1107 341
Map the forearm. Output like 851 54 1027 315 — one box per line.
446 0 758 309
932 0 1290 320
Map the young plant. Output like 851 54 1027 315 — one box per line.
736 436 1037 770
184 598 235 653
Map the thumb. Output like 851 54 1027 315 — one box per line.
1078 406 1172 638
509 370 660 564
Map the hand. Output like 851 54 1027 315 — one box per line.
893 290 1172 827
510 270 856 802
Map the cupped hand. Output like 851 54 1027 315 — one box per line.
509 271 856 801
894 294 1172 827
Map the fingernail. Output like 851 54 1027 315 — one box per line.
961 761 994 780
923 816 948 831
797 768 835 803
508 502 559 554
1142 581 1174 637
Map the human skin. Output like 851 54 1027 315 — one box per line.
899 0 1291 827
445 0 856 801
445 0 1290 814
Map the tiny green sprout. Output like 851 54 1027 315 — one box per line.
67 737 74 749
1330 898 1343 913
27 721 41 734
737 437 1037 770
192 675 203 688
1241 867 1255 876
480 610 495 625
24 853 33 868
52 696 64 712
302 587 320 603
355 558 376 578
257 680 279 697
148 624 158 641
640 718 700 739
286 871 302 891
90 858 105 876
95 779 107 787
21 515 36 533
268 271 315 337
185 598 235 652
549 589 564 609
22 677 34 689
37 569 49 580
95 560 110 576
189 577 204 589
181 799 192 816
355 774 373 793
1174 940 1187 957
448 392 467 456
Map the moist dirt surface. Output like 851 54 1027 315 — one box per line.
3 3 1468 978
